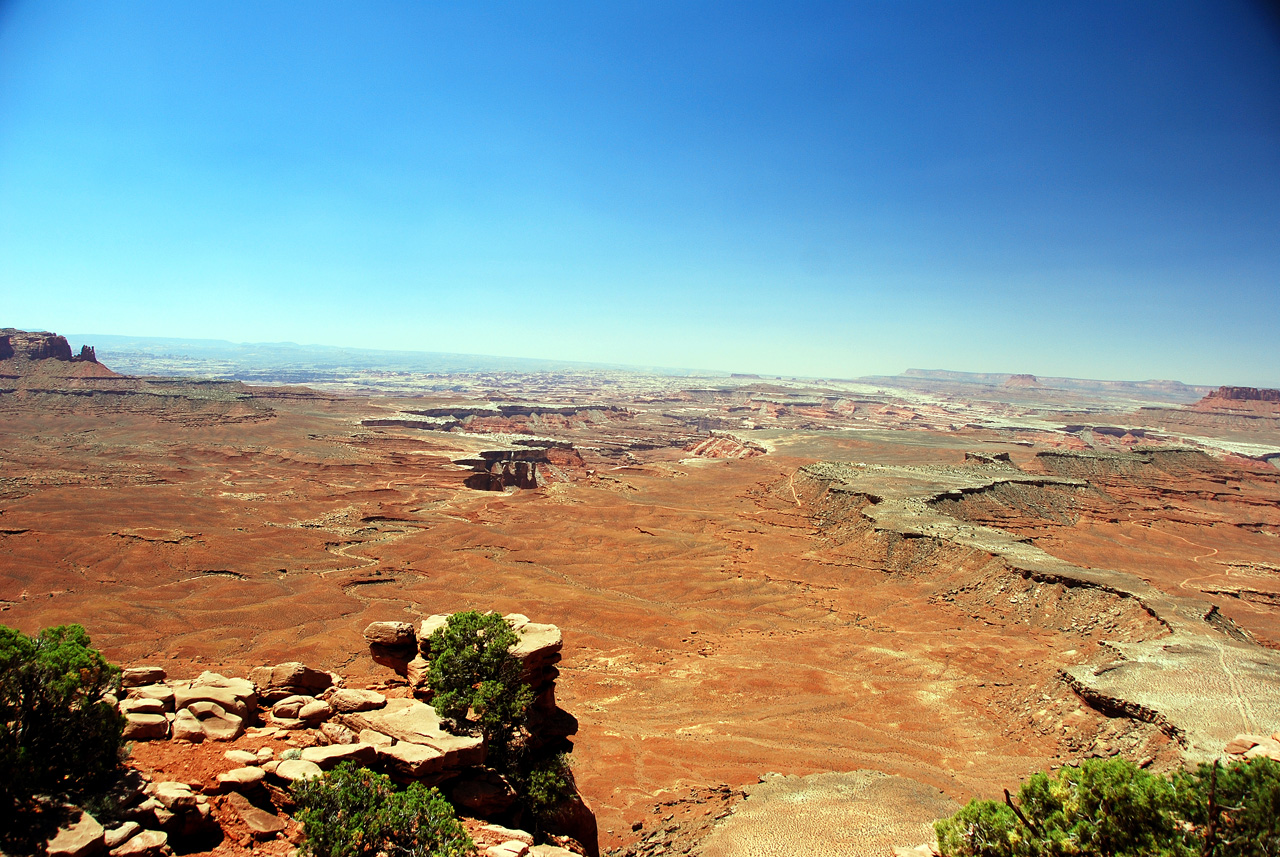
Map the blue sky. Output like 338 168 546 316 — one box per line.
1 2 1277 383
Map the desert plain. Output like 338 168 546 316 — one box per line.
2 329 1280 855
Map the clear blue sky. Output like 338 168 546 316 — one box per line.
2 2 1277 384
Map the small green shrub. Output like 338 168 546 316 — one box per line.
935 756 1280 857
427 611 534 761
518 751 573 826
0 624 123 807
1173 756 1280 856
291 762 474 857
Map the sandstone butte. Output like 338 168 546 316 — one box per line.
2 329 1279 857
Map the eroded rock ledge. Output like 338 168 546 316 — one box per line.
102 614 594 857
797 454 1280 761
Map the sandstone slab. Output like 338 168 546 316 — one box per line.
103 822 141 851
364 621 415 647
226 792 287 837
108 829 167 857
300 742 377 770
121 698 166 716
298 699 333 723
328 688 387 713
127 685 175 710
123 713 168 741
46 810 105 857
375 741 445 778
250 662 333 702
338 698 484 768
359 728 394 747
153 782 197 812
121 667 166 688
173 685 249 719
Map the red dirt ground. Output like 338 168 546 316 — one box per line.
3 379 1276 853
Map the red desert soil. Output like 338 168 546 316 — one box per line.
2 374 1278 851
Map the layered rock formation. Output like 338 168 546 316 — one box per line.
103 615 592 857
0 328 117 382
1204 386 1280 403
796 455 1280 762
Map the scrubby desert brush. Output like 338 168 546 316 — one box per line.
934 755 1280 857
291 762 474 857
427 610 535 763
0 623 125 852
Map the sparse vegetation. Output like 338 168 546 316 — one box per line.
517 751 574 826
935 756 1280 857
291 762 474 857
0 624 123 808
427 610 534 762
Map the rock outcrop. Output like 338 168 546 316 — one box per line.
1204 386 1280 403
0 329 116 380
111 614 592 854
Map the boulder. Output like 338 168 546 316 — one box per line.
321 721 358 745
223 749 259 766
544 792 598 857
363 621 416 648
108 829 167 857
337 698 485 769
249 662 334 703
127 685 175 710
298 699 333 723
171 710 205 743
186 701 244 741
300 742 377 770
256 746 274 762
417 615 450 653
226 792 287 838
121 667 166 688
153 783 197 813
120 698 166 716
1225 734 1264 755
120 797 163 825
528 847 578 857
406 655 431 693
123 713 169 741
328 688 387 713
1245 739 1280 762
173 685 250 719
273 760 324 783
271 695 311 719
191 672 257 707
46 809 105 857
103 822 140 851
217 767 266 789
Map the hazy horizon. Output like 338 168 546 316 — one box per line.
11 328 1229 388
3 3 1278 385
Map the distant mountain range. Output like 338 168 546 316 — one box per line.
857 368 1213 405
67 334 716 378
